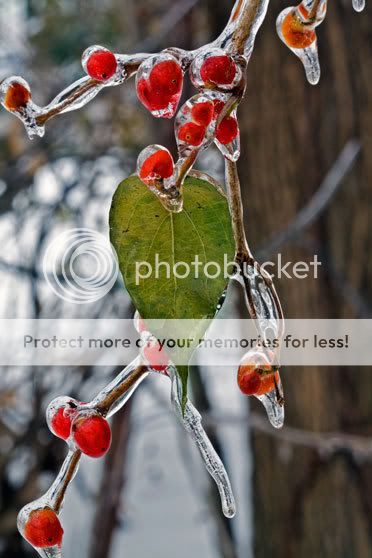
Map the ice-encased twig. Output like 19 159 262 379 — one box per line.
169 367 236 518
90 356 149 417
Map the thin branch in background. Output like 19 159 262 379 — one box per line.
135 0 202 51
204 411 372 463
257 139 361 259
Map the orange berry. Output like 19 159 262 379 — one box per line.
255 371 280 396
4 82 30 112
282 11 316 49
24 508 63 548
237 364 261 395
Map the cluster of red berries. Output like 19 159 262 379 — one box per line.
177 97 239 147
138 146 174 185
136 55 184 118
47 397 112 458
1 78 31 112
83 46 118 82
237 354 279 396
22 508 64 549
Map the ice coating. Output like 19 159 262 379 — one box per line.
352 0 365 10
136 144 175 186
90 356 149 418
0 77 45 138
256 380 285 429
175 93 216 156
169 367 236 518
136 52 184 118
276 2 327 85
189 48 242 91
17 450 81 557
242 263 283 343
214 108 240 162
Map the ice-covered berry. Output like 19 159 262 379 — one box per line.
212 99 225 118
1 79 31 112
178 122 206 146
72 412 111 458
216 116 238 144
46 396 79 440
136 54 183 118
281 11 316 49
149 60 183 96
237 366 261 395
23 508 64 549
83 47 117 81
143 340 169 372
237 351 279 396
138 146 174 185
191 100 214 126
200 55 237 86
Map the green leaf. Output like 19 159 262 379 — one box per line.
110 173 235 402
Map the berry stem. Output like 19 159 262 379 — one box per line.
93 364 149 417
46 450 82 513
224 159 252 262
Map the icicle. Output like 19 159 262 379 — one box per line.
189 48 242 91
169 367 236 518
352 0 365 11
240 263 282 344
214 107 240 162
256 379 285 429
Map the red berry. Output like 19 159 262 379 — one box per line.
200 55 237 85
72 414 111 458
237 365 261 395
137 78 172 111
24 509 63 548
216 116 238 144
140 150 174 184
4 82 30 111
178 122 206 146
50 407 73 440
86 50 117 81
191 101 214 126
212 99 225 117
138 316 147 333
143 341 169 371
149 60 183 96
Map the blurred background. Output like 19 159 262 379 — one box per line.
0 0 372 557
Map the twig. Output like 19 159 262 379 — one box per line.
257 139 361 259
